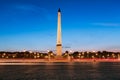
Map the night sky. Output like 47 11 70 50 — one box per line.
0 0 120 52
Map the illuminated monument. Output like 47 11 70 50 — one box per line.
56 8 62 56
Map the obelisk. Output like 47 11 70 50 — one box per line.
56 8 62 56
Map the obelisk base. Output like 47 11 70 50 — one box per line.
55 55 63 59
56 44 62 56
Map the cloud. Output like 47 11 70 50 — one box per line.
92 23 120 27
13 4 46 12
10 4 53 20
15 5 36 11
104 46 120 52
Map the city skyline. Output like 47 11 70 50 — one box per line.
0 0 120 52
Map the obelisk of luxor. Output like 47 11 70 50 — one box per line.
56 8 62 56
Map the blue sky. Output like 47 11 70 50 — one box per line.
0 0 120 52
